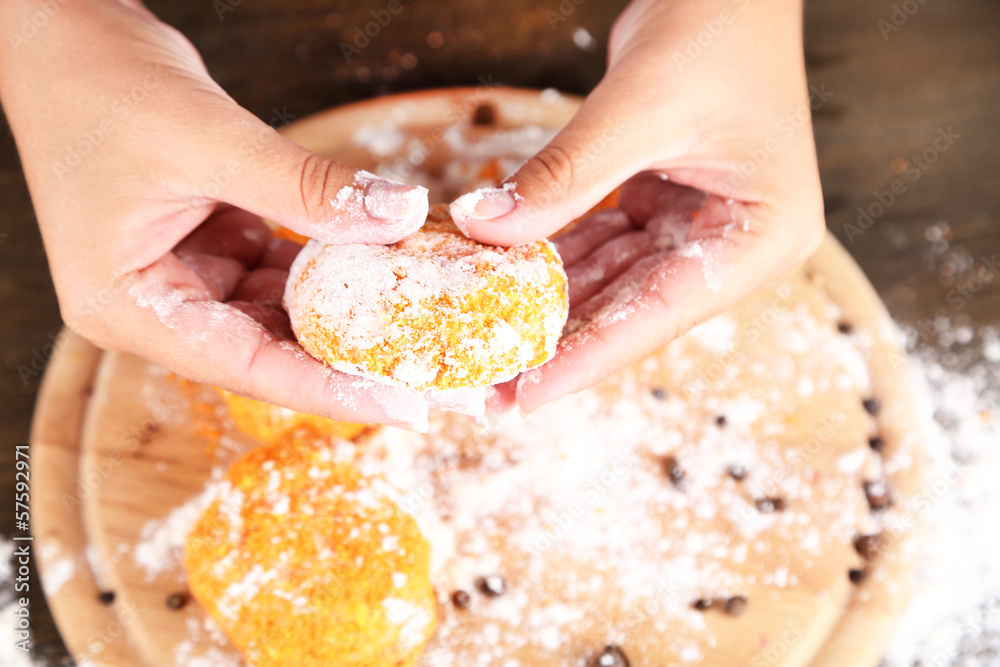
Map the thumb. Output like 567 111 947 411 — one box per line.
201 117 428 245
449 90 639 247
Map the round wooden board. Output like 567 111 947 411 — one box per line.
31 88 923 667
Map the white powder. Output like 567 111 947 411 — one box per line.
442 124 558 159
38 554 74 597
572 26 597 51
383 597 435 650
173 616 242 667
76 114 999 666
539 88 564 105
353 122 406 157
216 565 279 621
133 481 223 580
450 181 521 223
687 315 737 354
882 323 1000 666
129 273 184 326
284 220 566 393
362 289 879 662
836 447 869 475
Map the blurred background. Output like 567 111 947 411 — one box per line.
0 0 997 664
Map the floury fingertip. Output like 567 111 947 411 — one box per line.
449 184 518 234
363 179 428 223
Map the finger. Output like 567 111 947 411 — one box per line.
121 257 429 430
230 267 288 306
565 231 657 306
257 238 302 270
518 250 713 414
517 206 823 413
619 174 706 227
449 85 646 246
553 209 634 266
484 380 519 425
565 252 665 338
173 251 243 301
174 206 271 268
226 301 294 341
190 112 428 245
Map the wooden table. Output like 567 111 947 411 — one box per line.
0 0 996 663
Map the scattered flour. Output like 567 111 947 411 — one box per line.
0 541 35 667
882 324 1000 667
133 482 223 580
572 26 597 51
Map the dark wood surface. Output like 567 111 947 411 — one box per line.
1 0 996 663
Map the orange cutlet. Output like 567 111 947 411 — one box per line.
216 388 369 444
284 204 568 392
185 440 436 667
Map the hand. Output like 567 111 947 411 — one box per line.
0 0 431 429
451 0 825 413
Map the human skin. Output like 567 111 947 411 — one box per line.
0 0 432 429
1 0 822 423
451 0 825 414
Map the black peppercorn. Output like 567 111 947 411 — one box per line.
755 497 786 513
451 590 471 609
477 575 506 597
472 103 496 126
591 645 630 667
724 596 748 616
863 398 881 415
166 592 189 610
663 456 687 490
864 480 892 511
854 533 884 561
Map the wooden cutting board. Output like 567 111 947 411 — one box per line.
30 88 924 667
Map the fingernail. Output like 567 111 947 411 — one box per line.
450 186 518 232
364 179 428 222
390 414 429 433
514 370 545 416
386 395 430 433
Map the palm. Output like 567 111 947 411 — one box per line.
513 174 784 413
